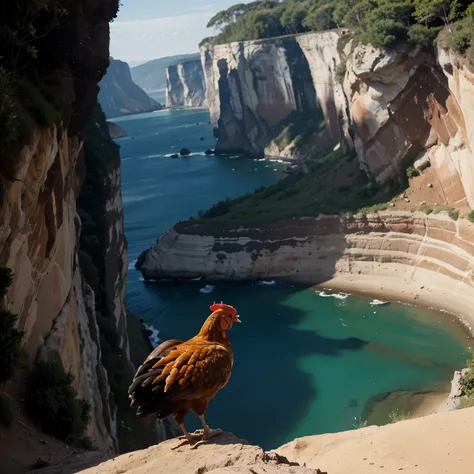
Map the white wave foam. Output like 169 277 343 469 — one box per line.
369 299 390 306
128 262 136 270
256 280 276 286
122 193 159 204
199 284 215 294
316 291 349 300
144 323 161 348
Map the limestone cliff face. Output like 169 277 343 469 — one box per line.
342 42 474 208
165 60 207 108
202 33 474 204
200 31 351 157
0 0 131 454
137 211 474 316
99 58 162 118
0 116 120 452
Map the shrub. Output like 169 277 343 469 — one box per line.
0 267 13 299
467 211 474 223
448 209 460 221
26 361 90 443
417 160 431 172
0 69 31 177
408 24 440 47
388 409 410 423
460 354 474 397
406 166 420 179
0 310 25 384
419 205 434 215
18 79 58 129
0 394 13 428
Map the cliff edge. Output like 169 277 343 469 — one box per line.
99 58 162 118
31 407 474 474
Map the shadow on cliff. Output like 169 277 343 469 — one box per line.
138 279 369 450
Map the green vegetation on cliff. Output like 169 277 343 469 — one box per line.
197 148 400 222
460 354 474 408
25 361 90 444
204 0 474 59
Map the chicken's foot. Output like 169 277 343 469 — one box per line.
172 424 202 450
189 415 223 449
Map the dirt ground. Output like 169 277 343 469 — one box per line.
386 166 470 215
0 374 87 474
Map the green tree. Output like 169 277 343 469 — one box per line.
303 4 337 31
413 0 462 25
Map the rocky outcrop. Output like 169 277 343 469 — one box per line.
131 53 201 93
342 42 474 207
98 58 162 118
165 60 207 108
107 121 127 138
33 408 474 474
69 433 324 474
137 211 474 320
200 31 351 157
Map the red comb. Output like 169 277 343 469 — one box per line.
210 302 236 313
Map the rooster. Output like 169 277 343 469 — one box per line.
128 302 240 447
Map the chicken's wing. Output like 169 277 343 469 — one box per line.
129 340 232 417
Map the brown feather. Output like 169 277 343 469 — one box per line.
128 309 236 420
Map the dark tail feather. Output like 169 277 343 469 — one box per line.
136 400 174 418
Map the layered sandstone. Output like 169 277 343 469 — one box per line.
137 211 474 323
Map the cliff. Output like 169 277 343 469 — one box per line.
32 407 474 474
98 58 162 118
200 31 351 157
131 53 201 92
107 121 127 138
0 0 159 469
201 32 474 203
342 42 474 207
165 59 207 108
137 211 474 325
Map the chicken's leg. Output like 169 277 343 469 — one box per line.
190 414 223 449
172 423 203 450
179 424 202 443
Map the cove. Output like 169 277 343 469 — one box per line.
116 109 471 451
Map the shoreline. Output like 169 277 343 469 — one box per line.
310 273 472 421
309 273 474 338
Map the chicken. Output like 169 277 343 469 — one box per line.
128 302 240 447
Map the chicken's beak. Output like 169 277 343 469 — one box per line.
234 315 242 323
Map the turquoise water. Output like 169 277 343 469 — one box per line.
115 109 471 450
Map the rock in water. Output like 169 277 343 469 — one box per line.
107 121 128 139
170 154 179 158
180 148 191 156
204 149 214 155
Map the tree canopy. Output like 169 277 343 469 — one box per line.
203 0 473 50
